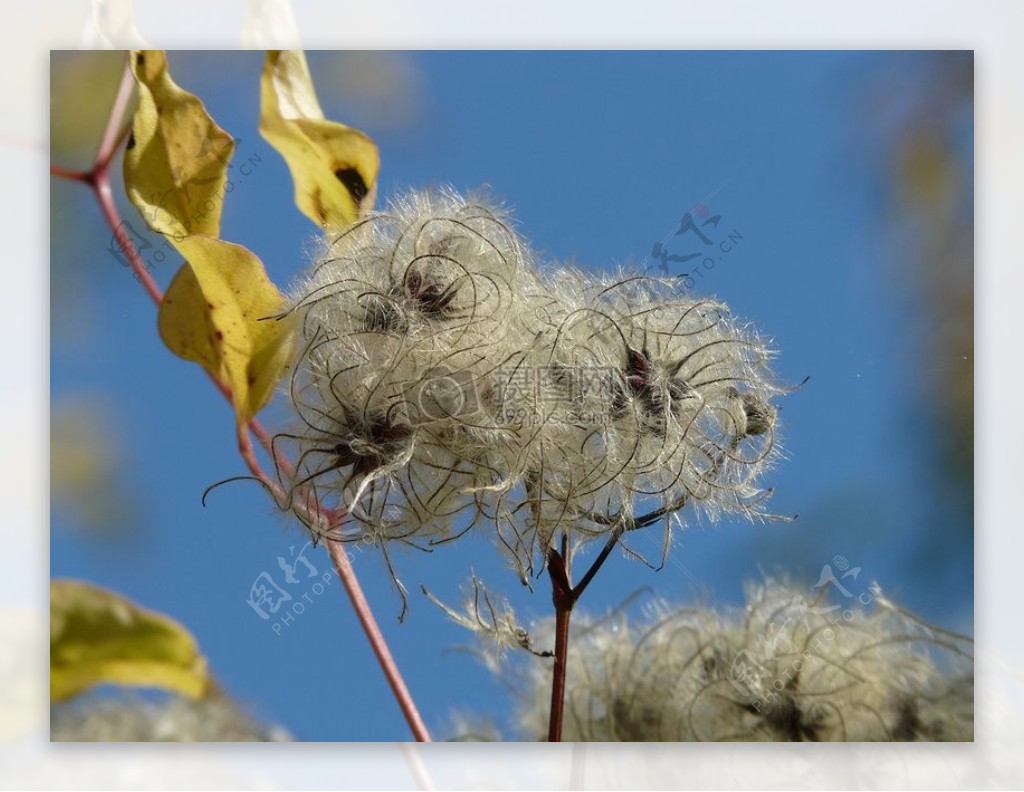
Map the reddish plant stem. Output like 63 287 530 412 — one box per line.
95 62 136 169
236 423 286 503
546 548 574 743
91 171 165 306
545 529 625 742
326 539 432 743
547 598 573 742
49 163 90 181
50 56 432 743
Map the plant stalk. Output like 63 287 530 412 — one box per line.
546 548 574 742
50 53 432 743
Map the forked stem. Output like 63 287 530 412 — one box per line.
545 527 628 741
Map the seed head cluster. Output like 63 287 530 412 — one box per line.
511 580 973 742
282 189 785 576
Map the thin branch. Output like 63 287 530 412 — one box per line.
327 538 432 742
572 528 622 601
236 423 286 503
627 494 690 531
581 493 690 531
94 63 136 171
545 547 574 743
50 54 432 743
50 163 90 181
90 171 164 306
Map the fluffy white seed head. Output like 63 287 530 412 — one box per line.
282 189 788 578
526 269 784 523
510 580 973 741
282 189 538 543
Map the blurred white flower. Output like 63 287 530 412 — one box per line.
51 692 291 742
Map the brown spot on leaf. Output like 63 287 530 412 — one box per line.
334 167 368 205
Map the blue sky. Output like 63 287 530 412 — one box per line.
51 50 973 741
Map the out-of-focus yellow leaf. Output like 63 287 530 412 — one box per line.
51 52 133 167
260 49 379 229
157 235 294 423
51 395 132 533
50 579 208 703
899 132 955 212
124 50 235 238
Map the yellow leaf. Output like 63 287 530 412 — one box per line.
119 50 292 422
50 579 209 702
124 50 235 238
158 236 294 422
260 50 379 229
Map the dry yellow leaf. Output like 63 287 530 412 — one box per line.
124 50 235 238
260 50 380 229
121 50 294 422
158 235 294 423
50 579 209 702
